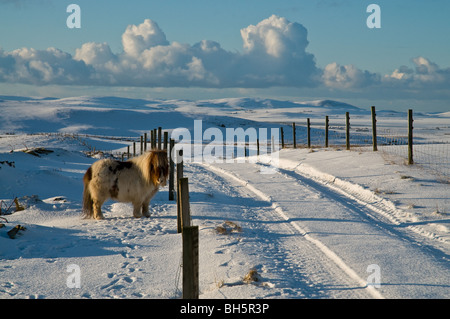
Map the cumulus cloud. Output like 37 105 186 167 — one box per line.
237 15 319 87
385 57 450 89
0 15 319 88
321 56 450 99
75 42 116 67
0 47 92 85
121 19 169 57
1 15 449 98
241 15 309 59
322 62 380 89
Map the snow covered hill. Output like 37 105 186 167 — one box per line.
0 96 449 299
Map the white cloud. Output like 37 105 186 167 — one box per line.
0 15 449 100
0 16 319 88
0 47 91 85
75 42 116 67
235 15 319 88
322 56 450 98
323 62 380 89
121 19 169 58
241 15 309 59
385 57 450 88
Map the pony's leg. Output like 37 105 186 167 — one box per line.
142 198 151 218
93 200 104 220
133 202 142 218
142 188 158 218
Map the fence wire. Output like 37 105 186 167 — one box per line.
285 117 450 182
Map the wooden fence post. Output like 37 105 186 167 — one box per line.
144 133 148 152
140 136 143 155
153 129 157 149
133 142 136 157
169 139 175 201
307 118 311 148
371 106 378 151
163 131 168 151
292 122 296 149
280 127 285 149
346 112 350 150
177 149 184 233
179 176 198 299
158 127 162 150
179 177 191 229
408 109 414 165
325 116 329 148
182 225 199 299
150 130 155 149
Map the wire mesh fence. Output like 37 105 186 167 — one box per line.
51 113 449 182
283 112 450 182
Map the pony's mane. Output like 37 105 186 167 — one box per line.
130 150 168 185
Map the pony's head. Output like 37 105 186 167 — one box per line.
148 149 169 186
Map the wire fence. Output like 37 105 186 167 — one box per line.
29 115 449 182
282 112 450 182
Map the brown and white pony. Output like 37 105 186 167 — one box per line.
82 150 169 220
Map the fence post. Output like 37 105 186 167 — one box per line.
182 225 199 299
408 109 414 165
144 133 148 152
140 135 143 155
158 127 162 150
151 130 155 149
307 118 311 148
169 139 175 201
163 131 168 151
280 127 285 149
346 112 350 150
292 122 296 149
153 129 157 149
371 106 378 151
179 177 191 229
177 149 184 233
325 116 329 148
179 176 198 299
133 142 136 157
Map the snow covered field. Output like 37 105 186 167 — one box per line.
0 96 449 299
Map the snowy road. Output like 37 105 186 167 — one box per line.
196 160 450 299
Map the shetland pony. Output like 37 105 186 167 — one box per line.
82 150 169 220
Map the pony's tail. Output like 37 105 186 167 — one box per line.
82 167 94 219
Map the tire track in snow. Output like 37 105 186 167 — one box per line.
187 163 329 298
201 161 450 298
199 162 385 299
284 161 450 246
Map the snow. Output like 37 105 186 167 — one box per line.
0 96 449 299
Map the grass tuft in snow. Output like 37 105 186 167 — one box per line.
215 220 242 235
242 268 261 284
22 147 54 157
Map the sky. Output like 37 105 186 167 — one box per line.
0 0 449 112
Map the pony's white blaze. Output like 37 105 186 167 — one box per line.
82 150 169 220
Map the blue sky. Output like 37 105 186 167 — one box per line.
1 0 449 112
